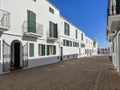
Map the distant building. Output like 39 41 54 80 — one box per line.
98 47 110 54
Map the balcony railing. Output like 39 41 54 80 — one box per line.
22 21 43 38
108 0 120 16
0 9 10 30
47 29 58 40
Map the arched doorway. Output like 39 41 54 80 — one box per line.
10 40 22 70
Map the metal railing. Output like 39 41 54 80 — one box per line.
22 21 43 36
47 29 58 39
0 9 10 28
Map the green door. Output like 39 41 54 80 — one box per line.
27 10 36 33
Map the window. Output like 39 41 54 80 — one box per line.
47 45 56 55
116 0 120 14
81 44 85 48
64 22 70 36
76 30 78 39
29 43 34 57
63 39 72 47
33 0 36 2
86 39 88 44
81 33 83 41
73 42 79 47
27 10 36 33
63 40 66 46
38 44 45 56
49 21 58 38
53 46 56 55
49 7 54 14
70 41 72 47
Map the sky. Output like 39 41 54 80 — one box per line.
50 0 109 47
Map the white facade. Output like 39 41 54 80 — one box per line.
107 0 120 73
0 0 98 74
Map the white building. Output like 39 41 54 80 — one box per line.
107 0 120 73
98 47 110 54
0 0 98 74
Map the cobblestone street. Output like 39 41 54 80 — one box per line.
0 55 120 90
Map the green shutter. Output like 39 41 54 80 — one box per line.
76 30 78 39
64 22 66 35
64 22 70 36
54 24 58 38
53 46 56 55
27 10 36 33
49 21 58 38
49 7 54 14
49 21 54 37
29 43 34 57
68 24 70 36
81 33 83 41
38 44 40 56
47 45 50 55
63 40 65 46
42 45 45 56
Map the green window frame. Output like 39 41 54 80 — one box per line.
70 41 72 47
53 46 56 55
49 7 54 14
47 45 56 55
63 40 66 46
64 22 70 36
81 33 83 41
76 30 78 39
27 10 36 33
47 45 50 55
29 43 34 57
81 44 85 48
73 42 79 47
63 39 72 47
49 21 58 38
38 44 45 56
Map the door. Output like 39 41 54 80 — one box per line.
14 43 20 68
3 40 11 72
27 10 36 33
23 43 28 68
60 47 63 60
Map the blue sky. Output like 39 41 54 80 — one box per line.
50 0 109 47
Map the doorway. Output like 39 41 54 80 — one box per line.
11 40 22 70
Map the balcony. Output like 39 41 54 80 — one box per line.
107 0 120 31
22 21 43 38
47 30 58 40
0 9 10 31
107 14 120 31
108 31 116 41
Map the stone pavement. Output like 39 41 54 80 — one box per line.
0 55 120 90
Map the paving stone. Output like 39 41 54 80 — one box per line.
0 55 119 90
